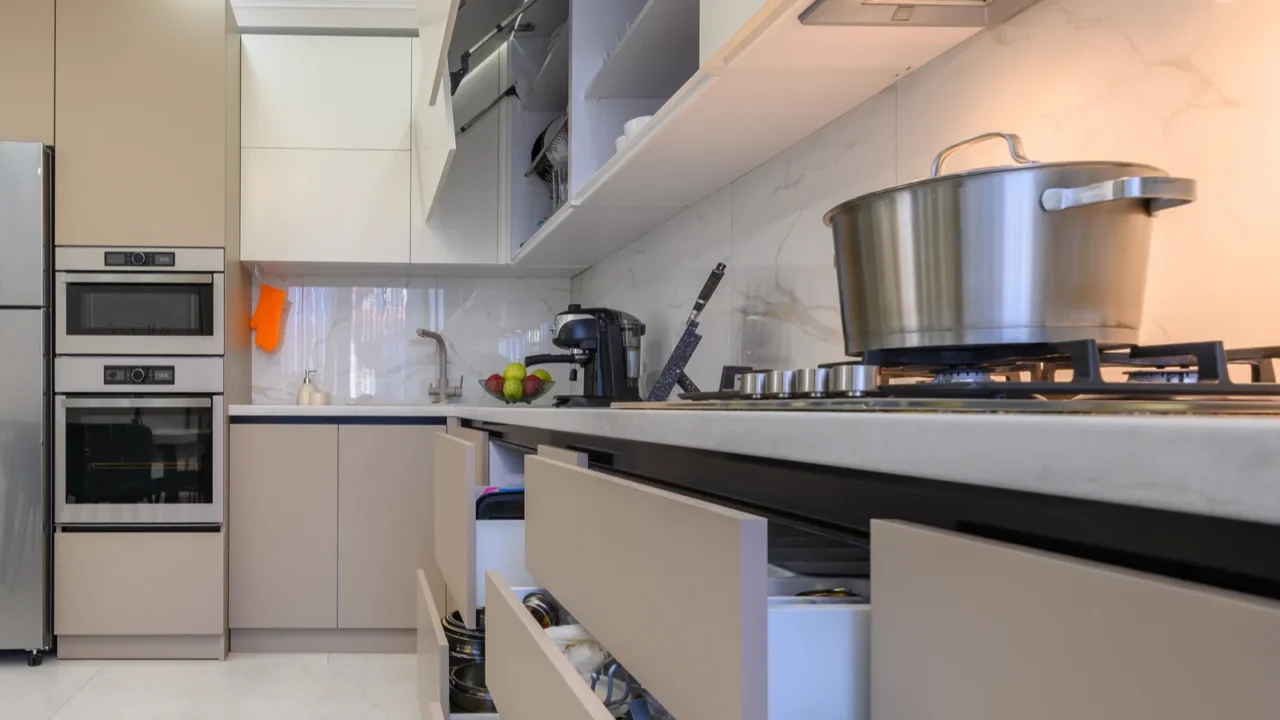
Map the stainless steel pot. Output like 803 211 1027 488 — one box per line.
824 132 1196 353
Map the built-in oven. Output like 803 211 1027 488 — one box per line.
55 247 224 356
54 356 224 526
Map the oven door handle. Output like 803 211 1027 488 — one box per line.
60 273 214 285
61 397 213 409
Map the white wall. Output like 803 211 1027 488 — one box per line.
573 0 1280 389
250 275 570 405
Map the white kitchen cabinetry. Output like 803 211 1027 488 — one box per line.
241 35 412 151
240 34 413 265
241 148 411 264
871 521 1280 720
511 0 999 269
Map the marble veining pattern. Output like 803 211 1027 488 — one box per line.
572 0 1280 383
251 276 570 405
0 653 418 720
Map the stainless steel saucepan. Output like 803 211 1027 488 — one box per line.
824 132 1196 353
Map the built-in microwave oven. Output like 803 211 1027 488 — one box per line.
53 356 224 526
54 247 224 356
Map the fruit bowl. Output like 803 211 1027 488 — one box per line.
479 379 556 405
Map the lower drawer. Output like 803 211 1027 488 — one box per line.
483 568 868 720
55 531 224 636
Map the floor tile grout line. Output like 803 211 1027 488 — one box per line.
47 664 104 720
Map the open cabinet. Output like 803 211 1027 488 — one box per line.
411 0 572 265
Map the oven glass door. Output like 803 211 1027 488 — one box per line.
56 396 224 525
56 273 223 355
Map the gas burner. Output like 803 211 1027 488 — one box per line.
682 341 1280 405
1126 370 1199 384
932 368 992 384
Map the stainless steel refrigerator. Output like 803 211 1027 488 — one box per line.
0 141 52 661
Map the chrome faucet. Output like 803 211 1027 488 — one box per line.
416 329 462 403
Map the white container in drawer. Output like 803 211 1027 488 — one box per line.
525 455 869 720
434 432 534 628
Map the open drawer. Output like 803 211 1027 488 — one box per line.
485 571 615 720
524 454 869 720
871 520 1280 720
434 430 534 628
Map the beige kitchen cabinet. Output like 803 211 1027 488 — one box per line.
241 35 412 151
240 148 411 263
871 520 1280 720
338 424 441 629
0 0 54 143
229 424 339 629
55 0 238 247
54 532 225 659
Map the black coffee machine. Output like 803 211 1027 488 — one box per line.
525 305 645 408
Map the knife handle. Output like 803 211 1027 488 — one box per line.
686 263 726 325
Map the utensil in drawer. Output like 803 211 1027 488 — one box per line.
442 609 485 667
521 591 560 629
449 661 497 713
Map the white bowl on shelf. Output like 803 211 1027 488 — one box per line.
623 115 652 138
615 135 628 153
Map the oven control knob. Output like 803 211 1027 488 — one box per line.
129 252 147 266
130 367 147 383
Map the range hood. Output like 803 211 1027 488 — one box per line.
800 0 1043 26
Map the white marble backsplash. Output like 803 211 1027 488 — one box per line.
573 0 1280 384
251 276 570 405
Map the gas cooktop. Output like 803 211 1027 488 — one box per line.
615 340 1280 415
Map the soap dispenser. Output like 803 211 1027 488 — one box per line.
297 370 318 405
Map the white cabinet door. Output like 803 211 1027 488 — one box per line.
410 37 501 265
242 35 412 151
415 0 461 106
241 148 411 264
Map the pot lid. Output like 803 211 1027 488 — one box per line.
823 160 1168 227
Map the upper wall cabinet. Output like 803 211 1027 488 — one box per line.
241 35 413 151
56 0 239 247
0 0 54 143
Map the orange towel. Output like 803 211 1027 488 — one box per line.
251 284 287 352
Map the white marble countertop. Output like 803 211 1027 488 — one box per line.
229 403 1280 526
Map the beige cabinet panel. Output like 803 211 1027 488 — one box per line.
55 0 232 247
485 572 614 720
55 532 224 636
524 456 769 720
0 0 54 143
229 424 338 629
240 148 411 263
434 432 479 627
242 35 412 151
871 520 1280 720
416 569 449 713
338 424 440 629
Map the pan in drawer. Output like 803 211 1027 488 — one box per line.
524 456 768 720
485 571 615 720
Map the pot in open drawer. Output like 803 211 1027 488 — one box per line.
824 132 1197 353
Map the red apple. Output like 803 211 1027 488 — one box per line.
522 375 543 397
485 373 504 394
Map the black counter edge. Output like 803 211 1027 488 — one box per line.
230 415 448 426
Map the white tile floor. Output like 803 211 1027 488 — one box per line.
0 653 419 720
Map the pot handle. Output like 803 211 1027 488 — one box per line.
1041 176 1197 214
931 132 1035 177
